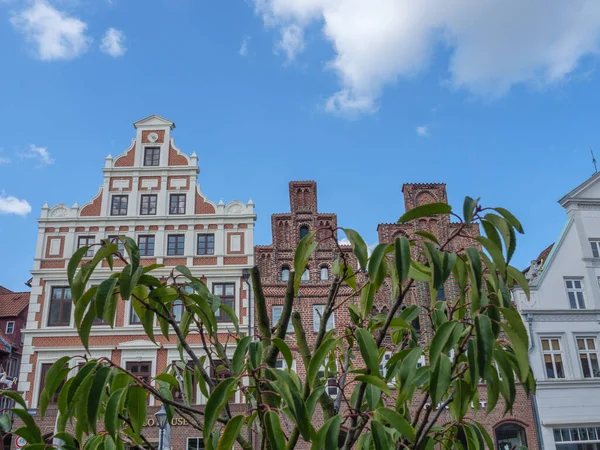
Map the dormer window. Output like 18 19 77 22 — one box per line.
144 147 160 166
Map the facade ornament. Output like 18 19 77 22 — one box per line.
525 259 543 285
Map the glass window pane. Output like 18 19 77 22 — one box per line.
552 339 560 350
568 292 577 308
566 280 573 288
542 339 550 351
225 285 235 295
588 339 596 350
578 339 585 350
581 356 591 378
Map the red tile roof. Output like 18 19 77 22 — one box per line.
0 286 29 317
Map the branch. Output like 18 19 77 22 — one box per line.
251 265 271 340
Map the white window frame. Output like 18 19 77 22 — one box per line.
575 335 600 379
77 236 95 258
271 305 293 333
564 278 586 309
317 359 339 399
320 266 329 281
275 358 297 371
590 240 600 258
5 321 14 335
281 267 290 282
187 437 205 450
313 304 334 332
541 336 566 379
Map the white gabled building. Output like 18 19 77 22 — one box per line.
513 173 600 450
18 115 256 448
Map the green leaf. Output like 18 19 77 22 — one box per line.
203 378 237 443
430 354 451 406
463 196 479 226
0 390 26 409
155 372 179 388
272 337 293 370
219 302 238 332
95 278 118 322
398 202 452 223
126 386 147 436
232 336 251 376
356 328 380 375
264 411 286 450
217 414 245 450
376 407 416 441
175 265 200 282
307 338 337 388
477 237 506 277
486 365 500 414
68 246 89 285
466 248 483 310
360 283 375 318
366 382 382 410
475 315 494 379
414 230 440 245
79 305 97 351
355 375 392 397
494 207 524 234
293 231 318 294
485 213 516 264
429 322 457 369
499 307 530 381
40 356 70 417
395 236 411 284
67 360 97 406
371 420 393 450
507 265 530 300
12 409 42 443
343 228 369 271
88 366 112 433
423 242 443 295
105 387 128 440
368 243 393 291
474 421 496 450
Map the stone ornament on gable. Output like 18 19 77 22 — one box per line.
50 205 68 217
525 259 543 285
226 203 244 214
148 132 159 143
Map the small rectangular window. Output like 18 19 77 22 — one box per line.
565 278 586 309
167 235 185 256
138 235 155 257
187 437 205 450
130 302 141 324
272 305 293 333
541 337 565 379
317 361 338 398
169 194 186 215
107 236 126 254
77 236 95 257
590 240 600 258
577 337 600 378
213 283 235 322
39 363 63 404
197 234 215 255
313 305 334 332
140 194 157 215
111 195 128 216
5 322 14 335
48 287 72 327
144 147 160 166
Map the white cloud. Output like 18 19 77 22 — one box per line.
10 0 92 61
239 35 250 56
275 24 304 62
0 157 11 164
416 125 429 137
21 144 54 167
100 28 126 57
0 193 31 216
338 237 351 246
252 0 600 115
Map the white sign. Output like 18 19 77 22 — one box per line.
15 436 27 448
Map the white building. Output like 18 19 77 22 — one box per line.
513 173 600 450
18 115 256 447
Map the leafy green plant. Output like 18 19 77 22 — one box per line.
0 197 534 450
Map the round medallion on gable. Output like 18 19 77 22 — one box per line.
148 132 159 143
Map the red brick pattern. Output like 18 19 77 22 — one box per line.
119 226 129 232
45 227 55 232
178 225 188 230
165 225 175 231
45 236 65 258
90 226 99 232
193 257 217 265
195 191 216 214
40 260 66 269
168 143 188 166
80 189 103 217
208 224 218 230
59 227 69 232
75 227 85 232
149 225 159 231
227 232 245 254
109 177 133 192
135 226 145 231
194 224 204 230
114 142 136 167
105 226 115 232
138 176 161 191
223 256 248 265
142 130 165 144
238 223 248 229
166 176 190 191
224 224 234 229
163 257 187 266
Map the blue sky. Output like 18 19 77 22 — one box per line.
1 0 600 291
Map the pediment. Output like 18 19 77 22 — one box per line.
133 114 175 130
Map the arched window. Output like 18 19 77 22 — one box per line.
299 225 309 239
495 423 527 450
301 267 310 281
320 266 329 281
281 266 290 282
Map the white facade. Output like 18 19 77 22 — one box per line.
513 173 600 450
18 115 256 417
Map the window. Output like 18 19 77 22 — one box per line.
320 266 329 281
313 305 334 332
577 337 600 378
542 338 565 379
108 236 126 254
565 278 586 309
197 234 215 255
5 322 14 335
172 361 197 404
301 267 310 281
380 351 392 378
168 235 185 256
111 195 128 216
213 283 235 322
495 423 527 450
272 305 293 333
126 361 151 384
299 225 309 239
412 316 421 333
169 194 186 215
48 287 72 326
144 147 160 166
436 283 445 300
138 235 155 257
77 236 94 257
281 266 290 281
173 299 184 323
187 438 205 450
591 240 600 258
140 195 157 215
39 363 64 404
317 362 338 398
554 427 600 450
130 303 142 324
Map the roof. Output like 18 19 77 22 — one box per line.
536 243 554 264
0 330 13 353
0 286 29 317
